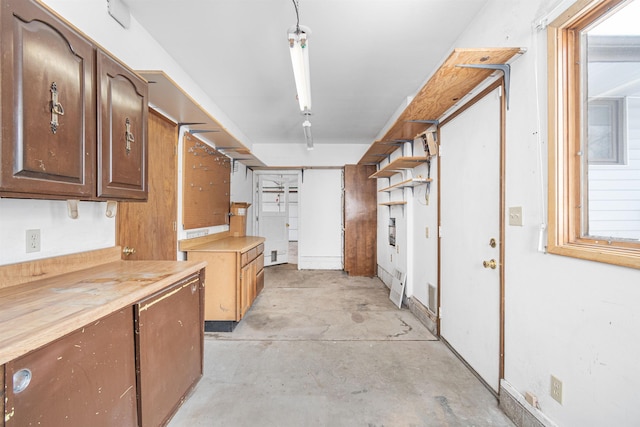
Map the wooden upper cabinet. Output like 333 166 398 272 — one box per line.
97 50 148 201
0 0 96 198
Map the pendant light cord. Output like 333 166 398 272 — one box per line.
292 0 300 34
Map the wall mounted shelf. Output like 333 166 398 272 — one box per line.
369 156 431 179
379 201 408 206
137 70 265 168
359 47 524 165
379 178 432 192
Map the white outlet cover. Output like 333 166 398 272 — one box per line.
508 206 523 226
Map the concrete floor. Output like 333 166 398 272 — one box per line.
168 264 514 427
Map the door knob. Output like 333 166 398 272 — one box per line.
483 259 497 269
123 246 136 256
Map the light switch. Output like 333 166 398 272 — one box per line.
509 206 523 226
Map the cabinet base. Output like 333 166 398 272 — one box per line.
204 320 238 332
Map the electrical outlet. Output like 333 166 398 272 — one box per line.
26 229 41 253
550 375 563 404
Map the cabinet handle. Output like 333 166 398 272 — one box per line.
13 368 32 394
50 82 65 134
125 118 135 155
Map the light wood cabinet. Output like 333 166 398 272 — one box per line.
184 236 265 331
4 308 138 426
0 0 148 201
135 272 204 427
0 0 96 198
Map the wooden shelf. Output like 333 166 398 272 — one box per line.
359 47 524 165
137 70 265 168
379 177 432 192
379 201 407 206
369 156 431 178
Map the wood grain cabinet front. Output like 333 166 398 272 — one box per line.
0 0 96 198
0 0 148 201
97 50 148 201
134 272 204 427
4 309 138 427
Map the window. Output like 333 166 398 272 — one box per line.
548 0 640 268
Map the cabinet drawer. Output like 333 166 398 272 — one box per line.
241 250 249 267
248 247 258 262
257 243 264 255
257 253 264 272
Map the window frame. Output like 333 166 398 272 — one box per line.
547 0 640 269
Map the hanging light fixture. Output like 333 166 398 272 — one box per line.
288 26 312 113
302 114 313 150
289 1 313 150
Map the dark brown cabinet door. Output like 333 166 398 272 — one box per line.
135 272 204 426
4 309 138 426
0 0 95 198
344 164 378 276
97 50 148 200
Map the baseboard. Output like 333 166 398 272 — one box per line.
500 380 558 427
298 256 342 270
204 320 238 332
407 296 438 336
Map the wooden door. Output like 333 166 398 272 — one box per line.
135 272 203 427
96 49 148 200
5 309 138 426
117 109 177 260
0 0 95 198
440 86 503 393
344 164 377 276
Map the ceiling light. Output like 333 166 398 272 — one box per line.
302 117 313 150
288 25 312 112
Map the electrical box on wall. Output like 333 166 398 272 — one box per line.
389 218 396 246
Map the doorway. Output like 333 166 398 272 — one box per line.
256 172 301 267
439 84 504 393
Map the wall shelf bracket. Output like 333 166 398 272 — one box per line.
406 119 439 128
455 63 511 109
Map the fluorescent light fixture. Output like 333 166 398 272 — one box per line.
302 118 313 150
288 25 312 112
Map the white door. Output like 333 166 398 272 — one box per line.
258 174 297 266
440 87 502 393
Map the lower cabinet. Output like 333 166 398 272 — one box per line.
4 309 138 426
186 239 264 331
135 272 204 427
3 269 204 427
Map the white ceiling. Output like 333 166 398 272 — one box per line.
123 0 490 158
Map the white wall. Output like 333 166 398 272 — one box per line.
0 199 115 265
230 162 255 237
376 150 409 288
298 169 343 269
390 0 640 425
252 143 367 167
